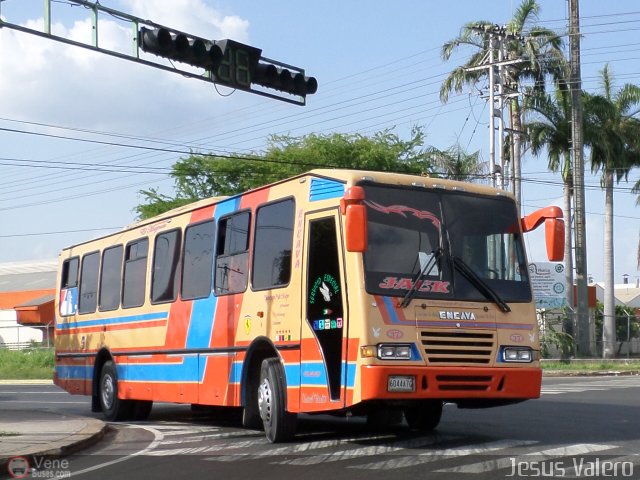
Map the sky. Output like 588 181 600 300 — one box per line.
0 0 638 285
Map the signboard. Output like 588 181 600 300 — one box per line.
529 262 566 309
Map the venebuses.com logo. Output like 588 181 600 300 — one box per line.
7 456 71 478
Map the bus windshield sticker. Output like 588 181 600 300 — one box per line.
364 200 441 229
378 277 450 293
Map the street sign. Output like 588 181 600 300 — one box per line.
529 262 566 309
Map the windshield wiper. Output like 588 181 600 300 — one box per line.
399 248 442 308
452 256 511 313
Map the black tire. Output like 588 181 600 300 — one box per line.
404 400 443 431
99 361 133 421
131 400 153 421
258 358 296 443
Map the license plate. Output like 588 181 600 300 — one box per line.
387 375 415 393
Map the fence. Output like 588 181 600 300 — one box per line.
0 324 53 350
539 309 640 359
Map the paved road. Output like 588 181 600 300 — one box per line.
2 376 640 479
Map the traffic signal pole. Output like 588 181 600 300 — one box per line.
0 0 317 105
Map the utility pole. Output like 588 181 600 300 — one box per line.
488 32 497 188
569 0 591 355
467 26 523 189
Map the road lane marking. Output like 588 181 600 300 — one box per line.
353 439 538 470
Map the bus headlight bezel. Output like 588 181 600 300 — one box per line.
377 343 413 360
502 347 534 363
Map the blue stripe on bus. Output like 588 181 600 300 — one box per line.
55 312 169 330
55 365 93 380
309 178 345 202
229 361 243 384
121 357 201 382
56 359 358 388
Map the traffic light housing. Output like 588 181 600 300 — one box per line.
138 27 317 103
139 27 223 71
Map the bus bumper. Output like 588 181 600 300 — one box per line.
360 365 542 401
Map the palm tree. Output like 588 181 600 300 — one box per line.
524 87 575 349
426 144 487 182
440 0 567 207
583 64 640 358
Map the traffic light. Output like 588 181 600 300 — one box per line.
254 63 318 96
139 27 223 70
138 27 318 101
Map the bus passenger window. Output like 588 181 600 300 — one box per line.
252 199 294 290
215 211 250 295
123 238 149 308
78 252 100 314
99 245 124 312
151 229 181 303
61 257 79 289
182 220 215 300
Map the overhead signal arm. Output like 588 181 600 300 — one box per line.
0 0 317 105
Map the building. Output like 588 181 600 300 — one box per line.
0 260 57 348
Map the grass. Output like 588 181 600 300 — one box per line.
542 360 640 372
0 347 54 380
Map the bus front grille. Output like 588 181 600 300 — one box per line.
420 329 495 365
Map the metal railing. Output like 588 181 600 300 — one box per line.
0 324 53 350
538 309 640 359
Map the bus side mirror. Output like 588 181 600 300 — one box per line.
341 186 367 252
545 217 564 262
521 206 564 262
345 204 367 252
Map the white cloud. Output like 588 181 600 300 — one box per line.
124 0 250 42
0 0 251 132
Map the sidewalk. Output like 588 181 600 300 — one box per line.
0 409 106 471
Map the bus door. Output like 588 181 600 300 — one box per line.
300 210 349 411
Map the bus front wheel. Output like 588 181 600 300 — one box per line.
404 400 443 431
99 361 133 421
257 358 296 443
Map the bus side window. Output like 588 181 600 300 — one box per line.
215 211 250 295
78 252 100 314
123 238 149 308
252 198 295 290
151 229 181 304
181 219 215 300
99 245 124 312
61 257 79 289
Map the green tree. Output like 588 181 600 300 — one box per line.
583 64 640 358
440 0 566 205
135 128 435 219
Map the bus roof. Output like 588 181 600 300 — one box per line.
61 169 512 253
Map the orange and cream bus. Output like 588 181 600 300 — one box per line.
54 169 563 442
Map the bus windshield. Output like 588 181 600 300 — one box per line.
362 183 531 303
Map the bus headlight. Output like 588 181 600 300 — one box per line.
377 344 412 360
502 347 533 363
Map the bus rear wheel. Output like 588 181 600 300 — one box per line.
404 400 443 431
99 361 133 421
257 358 296 443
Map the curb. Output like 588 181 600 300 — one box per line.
0 379 54 385
0 416 108 473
